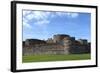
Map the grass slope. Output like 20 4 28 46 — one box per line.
22 54 91 63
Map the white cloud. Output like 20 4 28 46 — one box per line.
31 11 51 20
23 10 32 16
23 22 32 28
26 13 34 20
34 20 50 27
56 12 79 18
23 14 32 28
23 11 51 28
23 10 79 28
56 12 67 16
66 13 79 18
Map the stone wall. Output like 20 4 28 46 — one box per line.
23 34 91 56
23 44 65 56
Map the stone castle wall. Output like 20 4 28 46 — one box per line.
23 34 90 56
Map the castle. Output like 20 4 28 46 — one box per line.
23 34 90 56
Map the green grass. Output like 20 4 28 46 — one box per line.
22 54 91 63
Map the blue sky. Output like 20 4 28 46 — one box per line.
22 10 91 42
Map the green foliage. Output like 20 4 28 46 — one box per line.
22 54 90 63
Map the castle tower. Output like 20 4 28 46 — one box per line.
53 34 70 44
63 37 72 54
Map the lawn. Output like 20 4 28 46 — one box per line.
22 54 91 63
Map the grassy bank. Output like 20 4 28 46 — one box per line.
22 54 91 63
